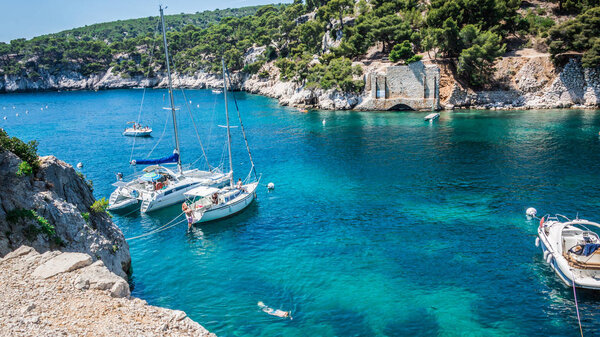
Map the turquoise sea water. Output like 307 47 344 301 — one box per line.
3 89 600 336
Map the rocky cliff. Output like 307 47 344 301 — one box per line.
2 51 600 111
0 148 214 336
0 150 130 278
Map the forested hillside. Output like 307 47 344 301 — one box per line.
1 0 600 92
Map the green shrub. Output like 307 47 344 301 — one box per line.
6 208 62 245
81 212 90 223
16 161 33 176
406 55 423 64
389 41 414 63
91 197 109 214
0 129 40 174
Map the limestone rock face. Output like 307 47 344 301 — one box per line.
32 252 92 279
0 151 131 278
0 247 214 336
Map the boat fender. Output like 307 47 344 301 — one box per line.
539 215 545 228
543 250 550 260
267 182 275 190
546 253 553 264
535 237 540 247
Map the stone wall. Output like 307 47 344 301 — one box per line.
357 61 440 111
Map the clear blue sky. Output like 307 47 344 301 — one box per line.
1 0 290 42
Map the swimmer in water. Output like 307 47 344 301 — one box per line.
258 301 292 319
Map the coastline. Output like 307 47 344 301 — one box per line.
1 53 599 112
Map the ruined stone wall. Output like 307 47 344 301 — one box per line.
360 62 440 110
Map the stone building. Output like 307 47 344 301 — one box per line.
357 61 440 111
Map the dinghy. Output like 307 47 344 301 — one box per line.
212 88 223 94
424 113 440 121
537 214 600 290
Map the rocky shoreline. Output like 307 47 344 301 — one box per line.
0 246 214 337
0 148 214 336
1 53 599 111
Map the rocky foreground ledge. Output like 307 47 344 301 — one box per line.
0 144 215 336
0 246 214 337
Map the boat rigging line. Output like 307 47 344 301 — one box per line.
126 213 186 241
129 17 161 164
571 270 584 337
224 63 258 181
169 55 211 170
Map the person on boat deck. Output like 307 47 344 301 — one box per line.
236 178 243 189
182 203 194 230
212 192 219 205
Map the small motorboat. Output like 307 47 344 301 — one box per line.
212 88 223 94
537 214 600 290
123 122 152 137
424 113 440 121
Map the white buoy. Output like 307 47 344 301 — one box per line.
15 113 18 117
189 100 192 104
322 119 326 126
3 116 6 120
77 162 83 169
197 104 199 108
267 182 275 190
25 110 28 114
40 107 43 111
12 106 15 109
45 105 48 109
526 207 537 218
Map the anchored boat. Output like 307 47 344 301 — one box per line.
108 5 228 213
123 122 152 137
537 214 600 290
184 59 260 224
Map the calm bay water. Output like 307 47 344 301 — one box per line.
3 89 600 336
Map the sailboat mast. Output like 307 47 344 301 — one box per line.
159 5 182 173
222 58 234 187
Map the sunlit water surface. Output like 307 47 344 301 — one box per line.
3 89 600 336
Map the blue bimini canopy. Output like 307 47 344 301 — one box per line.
140 172 162 182
133 152 179 166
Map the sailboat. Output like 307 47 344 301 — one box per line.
108 6 230 213
184 59 260 224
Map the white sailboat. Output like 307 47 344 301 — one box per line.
184 59 260 224
108 6 229 213
537 214 600 290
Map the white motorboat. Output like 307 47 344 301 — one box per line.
184 59 260 224
424 113 440 121
212 88 223 94
108 6 226 214
123 122 152 137
537 214 600 290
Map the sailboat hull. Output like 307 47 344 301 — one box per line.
192 183 258 223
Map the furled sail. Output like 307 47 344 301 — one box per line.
131 152 179 166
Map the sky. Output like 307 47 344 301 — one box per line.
0 0 290 42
